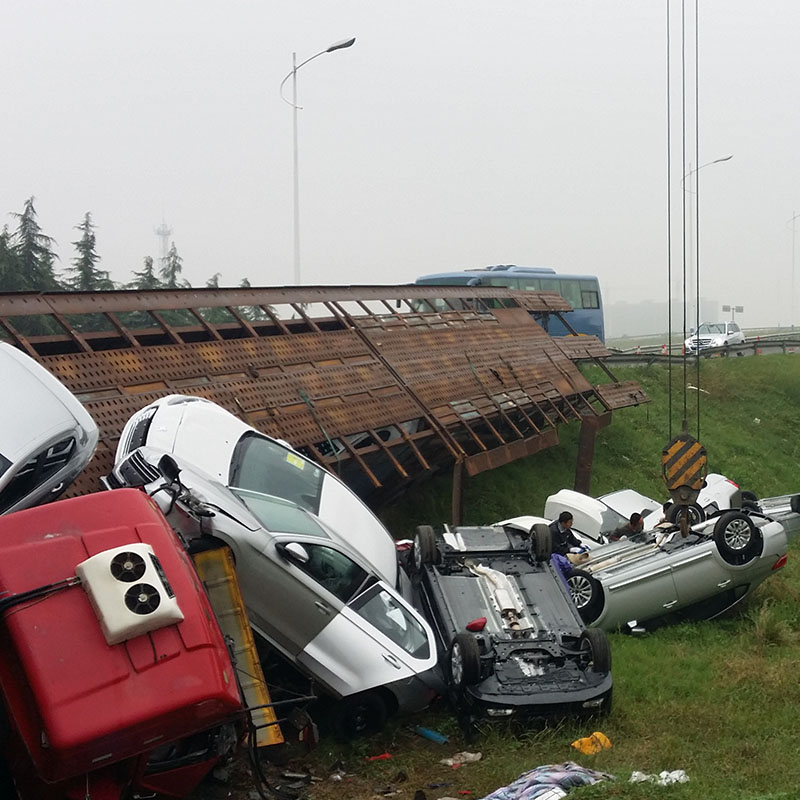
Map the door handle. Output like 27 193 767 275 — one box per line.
314 601 331 615
717 579 731 588
662 600 678 609
382 652 402 669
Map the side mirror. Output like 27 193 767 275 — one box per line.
279 542 310 564
158 454 182 484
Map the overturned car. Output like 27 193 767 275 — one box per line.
408 522 613 720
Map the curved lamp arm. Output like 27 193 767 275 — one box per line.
279 37 356 108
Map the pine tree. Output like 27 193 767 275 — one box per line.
160 242 189 289
0 225 22 292
128 256 162 290
65 212 114 291
10 197 60 291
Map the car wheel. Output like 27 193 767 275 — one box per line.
448 633 481 688
531 523 552 562
741 490 758 503
667 502 705 526
579 628 611 674
567 569 604 624
713 511 762 565
413 525 437 572
331 691 388 740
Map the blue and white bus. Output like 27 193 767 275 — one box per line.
415 265 605 342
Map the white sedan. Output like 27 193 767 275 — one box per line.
113 394 399 587
0 343 98 515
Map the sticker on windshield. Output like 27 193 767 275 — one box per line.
285 453 305 470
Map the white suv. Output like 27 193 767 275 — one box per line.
684 322 745 353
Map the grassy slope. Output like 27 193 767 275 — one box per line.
303 356 800 800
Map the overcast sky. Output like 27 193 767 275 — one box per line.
4 1 800 331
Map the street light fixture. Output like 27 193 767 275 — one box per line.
279 37 356 287
682 155 733 329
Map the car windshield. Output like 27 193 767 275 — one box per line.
230 433 324 515
696 323 725 335
231 488 329 538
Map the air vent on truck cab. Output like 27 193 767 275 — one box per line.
76 543 184 645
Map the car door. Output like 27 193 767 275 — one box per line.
598 547 680 626
668 536 733 608
299 583 437 697
223 530 349 659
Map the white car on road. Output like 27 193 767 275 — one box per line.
684 321 745 353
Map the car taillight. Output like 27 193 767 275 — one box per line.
466 617 487 632
773 554 788 571
726 479 739 487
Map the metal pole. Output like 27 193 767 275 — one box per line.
292 52 301 286
793 209 797 331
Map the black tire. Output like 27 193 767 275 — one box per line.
331 691 387 739
567 569 604 625
741 490 759 503
531 523 552 562
413 525 437 572
448 633 481 687
667 502 705 526
791 495 800 515
579 628 611 674
713 511 761 565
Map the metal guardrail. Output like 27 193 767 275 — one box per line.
607 338 800 363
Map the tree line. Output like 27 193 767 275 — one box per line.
0 196 252 294
0 197 263 336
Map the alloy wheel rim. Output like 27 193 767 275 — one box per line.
569 576 592 608
724 518 752 551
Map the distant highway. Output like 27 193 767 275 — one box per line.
606 334 800 364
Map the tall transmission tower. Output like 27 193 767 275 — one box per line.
154 222 172 271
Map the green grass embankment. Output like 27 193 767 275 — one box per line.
302 355 800 800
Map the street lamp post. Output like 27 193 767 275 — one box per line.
788 211 800 330
279 37 356 287
682 155 733 329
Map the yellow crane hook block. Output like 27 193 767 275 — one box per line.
662 432 707 535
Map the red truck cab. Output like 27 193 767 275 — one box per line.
0 489 243 799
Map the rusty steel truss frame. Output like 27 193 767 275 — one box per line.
0 285 648 515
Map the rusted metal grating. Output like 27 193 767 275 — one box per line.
0 285 647 506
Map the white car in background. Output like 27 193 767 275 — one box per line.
684 321 746 353
0 343 98 515
112 394 400 587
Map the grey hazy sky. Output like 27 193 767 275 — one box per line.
4 1 800 330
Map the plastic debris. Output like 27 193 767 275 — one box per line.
630 769 689 786
570 731 612 755
440 751 483 767
414 725 450 744
367 752 393 761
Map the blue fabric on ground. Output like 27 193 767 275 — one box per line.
479 761 614 800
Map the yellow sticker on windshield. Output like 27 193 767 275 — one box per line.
285 453 305 470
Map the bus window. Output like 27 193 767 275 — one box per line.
557 279 582 309
580 280 600 309
518 277 541 291
539 278 560 294
483 277 520 288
